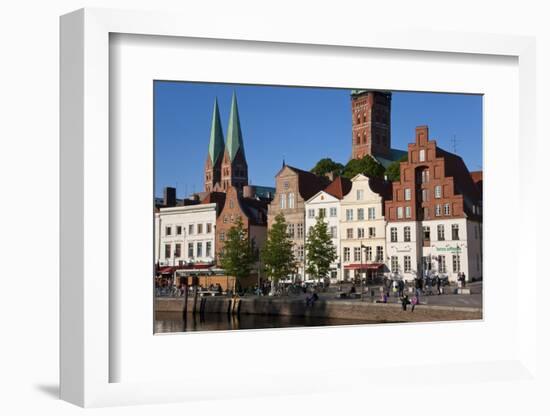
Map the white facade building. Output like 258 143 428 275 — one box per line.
339 174 389 282
305 191 343 282
154 203 217 267
386 218 482 282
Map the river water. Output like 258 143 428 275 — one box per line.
155 312 386 333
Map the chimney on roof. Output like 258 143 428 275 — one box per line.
325 171 337 182
163 187 176 207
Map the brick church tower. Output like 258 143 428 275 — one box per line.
218 92 249 192
350 90 392 159
204 98 225 192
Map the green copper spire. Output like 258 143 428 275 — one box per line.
225 91 245 161
208 98 225 164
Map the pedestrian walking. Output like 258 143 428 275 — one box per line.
411 295 418 312
401 294 410 311
436 276 442 295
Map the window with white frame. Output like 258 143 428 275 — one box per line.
308 209 315 218
435 185 442 198
206 241 212 257
438 255 446 273
397 207 403 219
164 244 171 258
452 254 461 273
452 224 459 240
318 208 326 218
280 193 286 209
189 224 194 235
343 247 350 262
197 224 203 234
404 188 411 201
437 224 445 241
288 193 295 209
220 231 225 241
435 204 441 216
346 228 353 239
188 243 194 258
287 224 295 238
404 256 411 273
297 245 304 260
196 242 202 258
419 149 426 162
165 226 172 236
297 223 304 239
363 246 372 261
405 206 411 218
206 223 212 233
330 226 337 238
346 209 354 221
368 207 375 220
357 208 364 220
423 226 431 241
404 226 411 242
174 243 181 258
390 227 397 242
330 207 337 217
357 228 365 238
376 246 383 262
354 247 361 261
176 226 182 235
444 203 450 215
391 256 399 273
357 189 364 200
368 227 376 238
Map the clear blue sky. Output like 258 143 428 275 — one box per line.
154 81 482 198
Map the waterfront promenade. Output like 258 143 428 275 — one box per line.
155 282 482 324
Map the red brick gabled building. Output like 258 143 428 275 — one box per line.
385 126 482 222
215 186 268 264
385 126 482 282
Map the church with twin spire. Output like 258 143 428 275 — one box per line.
204 92 249 193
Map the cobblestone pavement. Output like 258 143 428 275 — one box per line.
282 281 483 309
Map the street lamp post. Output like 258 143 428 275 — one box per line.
360 240 363 301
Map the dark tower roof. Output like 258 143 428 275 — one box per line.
225 92 245 162
208 98 225 164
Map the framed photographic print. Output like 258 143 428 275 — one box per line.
60 7 538 408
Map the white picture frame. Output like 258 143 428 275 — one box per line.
60 7 538 408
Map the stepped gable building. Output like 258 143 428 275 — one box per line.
215 185 268 264
385 125 482 282
350 90 407 168
304 176 352 282
268 164 331 280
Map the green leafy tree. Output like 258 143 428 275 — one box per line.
219 217 256 292
385 155 408 182
342 155 385 179
261 213 296 290
305 216 337 281
311 158 345 177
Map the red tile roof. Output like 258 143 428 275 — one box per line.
323 176 352 199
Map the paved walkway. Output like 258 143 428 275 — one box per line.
270 281 483 309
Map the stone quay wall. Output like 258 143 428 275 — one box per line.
155 296 482 323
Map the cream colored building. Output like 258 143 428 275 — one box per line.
339 174 390 282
